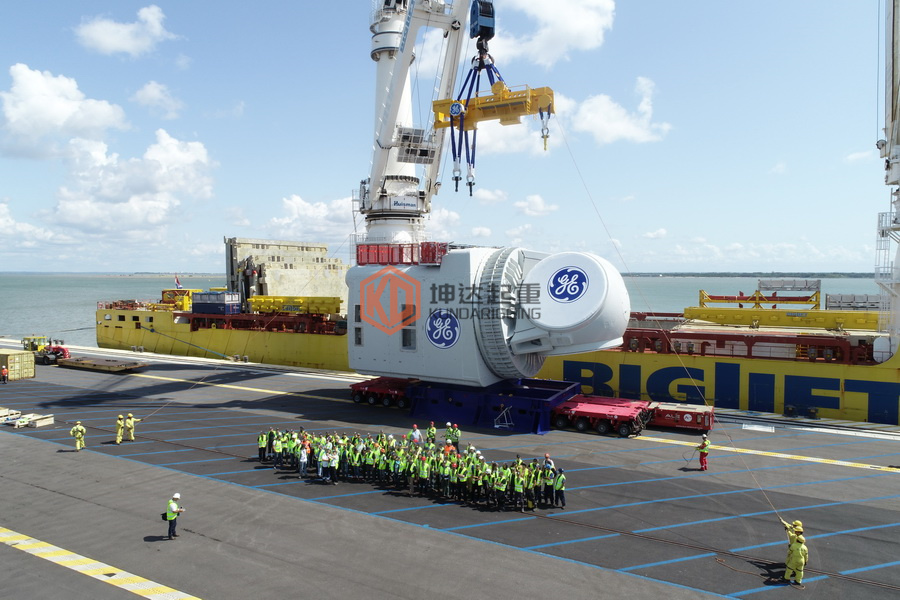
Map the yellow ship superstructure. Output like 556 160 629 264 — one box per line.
97 291 348 371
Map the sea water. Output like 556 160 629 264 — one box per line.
0 273 879 348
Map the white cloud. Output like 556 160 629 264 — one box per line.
206 101 245 119
186 242 222 258
0 63 128 156
514 194 558 217
48 130 214 236
475 119 555 156
642 228 667 239
471 226 491 237
769 162 786 174
845 150 875 162
424 207 461 240
473 188 508 205
75 5 177 57
225 207 250 227
572 77 671 145
0 201 72 247
495 0 615 68
175 54 192 70
268 195 354 242
505 223 532 245
131 81 183 120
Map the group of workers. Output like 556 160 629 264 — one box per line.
779 518 809 588
61 412 808 584
255 422 568 511
68 414 143 449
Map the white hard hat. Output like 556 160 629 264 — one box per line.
388 434 394 439
172 493 181 499
446 422 452 426
702 434 708 438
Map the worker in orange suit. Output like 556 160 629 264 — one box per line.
124 413 142 441
697 434 710 471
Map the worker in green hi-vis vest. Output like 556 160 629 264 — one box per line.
554 468 567 509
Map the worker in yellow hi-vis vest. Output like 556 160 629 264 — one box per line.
124 413 142 442
115 415 125 444
70 421 86 451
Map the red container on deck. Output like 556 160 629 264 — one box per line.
648 402 715 431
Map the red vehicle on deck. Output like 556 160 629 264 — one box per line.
552 396 715 437
350 377 414 409
552 396 654 437
648 402 715 432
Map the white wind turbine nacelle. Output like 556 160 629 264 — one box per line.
510 251 630 356
472 249 630 381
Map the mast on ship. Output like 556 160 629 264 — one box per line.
877 0 900 360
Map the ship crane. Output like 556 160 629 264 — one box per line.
347 0 630 389
876 0 900 360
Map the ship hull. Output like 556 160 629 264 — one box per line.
540 351 900 425
96 309 349 371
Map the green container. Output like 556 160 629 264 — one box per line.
0 349 36 381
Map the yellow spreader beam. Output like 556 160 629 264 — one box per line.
433 82 554 131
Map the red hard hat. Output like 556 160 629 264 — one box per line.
413 424 418 428
453 424 458 428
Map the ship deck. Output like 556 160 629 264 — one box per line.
2 347 900 599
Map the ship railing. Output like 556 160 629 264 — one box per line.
354 241 449 266
621 329 873 365
96 300 155 310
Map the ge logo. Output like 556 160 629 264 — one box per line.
548 266 588 303
426 310 461 349
449 102 465 117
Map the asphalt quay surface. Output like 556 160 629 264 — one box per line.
2 356 900 599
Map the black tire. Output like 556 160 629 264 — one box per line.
574 417 589 432
42 355 51 365
396 397 409 410
367 394 378 406
381 396 392 407
553 414 569 429
617 423 633 438
595 420 610 435
352 392 364 404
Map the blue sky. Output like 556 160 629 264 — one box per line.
0 1 889 273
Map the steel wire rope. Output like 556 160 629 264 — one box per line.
553 116 791 536
877 0 883 141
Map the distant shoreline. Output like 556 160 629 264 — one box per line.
0 273 223 277
625 272 873 278
0 272 875 278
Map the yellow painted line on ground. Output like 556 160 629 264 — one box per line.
130 372 342 402
0 526 202 599
634 435 900 473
